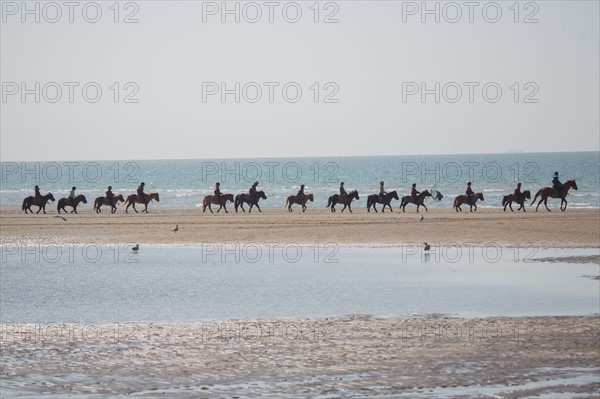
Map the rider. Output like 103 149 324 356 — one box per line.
514 182 522 203
68 186 76 206
297 184 305 202
552 172 563 195
34 185 41 202
249 181 258 201
466 182 474 205
214 182 223 202
379 181 386 202
339 182 347 202
106 185 115 206
411 183 420 201
137 182 147 204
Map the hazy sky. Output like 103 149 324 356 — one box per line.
1 1 598 161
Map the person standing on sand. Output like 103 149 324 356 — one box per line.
514 182 522 204
137 182 147 204
466 182 474 205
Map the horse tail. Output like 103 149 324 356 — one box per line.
93 199 98 211
22 198 27 211
326 196 332 208
502 195 508 207
453 197 459 209
530 189 542 205
283 199 288 208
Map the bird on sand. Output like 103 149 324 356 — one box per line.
419 214 424 222
424 242 431 251
132 244 139 252
173 224 179 232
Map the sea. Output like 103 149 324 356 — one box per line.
1 152 598 209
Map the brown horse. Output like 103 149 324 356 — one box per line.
124 192 160 213
502 190 531 212
453 192 484 212
530 179 578 212
22 193 55 214
326 190 360 213
285 193 314 212
202 193 234 213
366 191 399 213
57 194 87 214
400 190 432 213
235 191 267 213
93 194 125 214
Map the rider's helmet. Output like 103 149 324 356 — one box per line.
35 185 39 189
554 172 559 176
72 186 76 190
216 182 220 186
380 181 384 185
301 184 305 189
341 182 344 185
141 182 145 186
253 181 258 186
467 182 472 186
517 182 521 187
108 186 112 190
412 183 416 187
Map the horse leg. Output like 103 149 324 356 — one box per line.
133 203 139 213
416 204 420 213
36 205 42 214
561 198 567 211
348 203 352 213
422 204 428 211
224 204 228 213
544 198 551 212
535 198 543 212
509 202 514 212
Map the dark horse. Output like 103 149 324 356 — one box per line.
235 190 267 213
326 190 360 212
366 191 399 213
530 179 578 212
57 194 87 214
284 193 314 212
93 194 125 214
502 190 531 212
400 190 432 213
124 192 160 213
22 193 55 214
453 192 484 212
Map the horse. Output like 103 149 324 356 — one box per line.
235 191 267 213
366 191 399 213
530 179 578 212
57 194 87 214
453 192 484 212
93 194 125 214
202 193 234 213
22 193 55 214
284 193 314 212
502 190 531 212
123 192 160 213
400 190 432 213
326 190 360 213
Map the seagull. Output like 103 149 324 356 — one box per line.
54 215 67 221
419 214 424 222
132 244 139 252
173 224 179 232
424 242 431 251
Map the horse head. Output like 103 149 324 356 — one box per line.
258 190 267 200
350 190 359 199
566 179 578 191
477 192 485 201
78 194 87 203
48 193 56 202
115 194 125 203
389 191 399 200
523 190 531 199
422 190 432 197
307 193 314 202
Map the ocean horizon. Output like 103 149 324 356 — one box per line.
2 151 598 209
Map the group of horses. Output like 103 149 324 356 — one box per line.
21 192 160 214
20 179 578 215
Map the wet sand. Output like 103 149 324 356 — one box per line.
1 206 599 247
1 315 598 398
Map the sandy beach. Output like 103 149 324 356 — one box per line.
1 206 599 247
1 315 599 397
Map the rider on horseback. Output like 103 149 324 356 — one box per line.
297 184 305 202
339 182 347 202
466 182 474 205
249 181 258 201
214 182 223 202
552 172 563 196
68 186 76 207
379 181 386 202
137 182 147 204
514 182 522 203
106 186 115 206
34 185 41 203
411 183 420 201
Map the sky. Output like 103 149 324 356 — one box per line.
1 1 599 161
